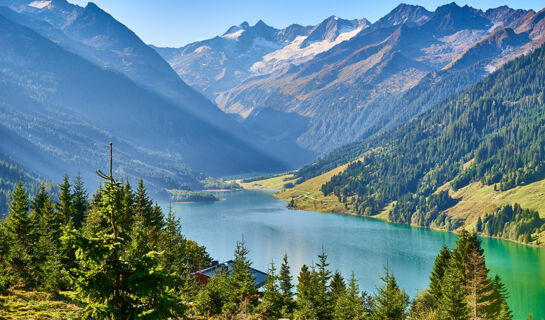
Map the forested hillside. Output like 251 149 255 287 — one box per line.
292 42 545 241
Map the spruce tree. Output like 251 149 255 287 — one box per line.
315 247 333 319
261 261 282 316
34 192 65 292
295 264 318 320
489 275 512 320
438 260 469 320
226 238 256 316
72 174 88 229
330 271 346 305
430 244 452 307
56 174 73 224
279 253 295 317
464 248 495 320
371 266 409 320
119 179 135 236
2 180 34 288
334 272 367 320
30 184 49 240
65 144 180 319
452 230 483 275
409 289 436 320
158 205 188 292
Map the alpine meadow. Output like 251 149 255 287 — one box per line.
0 0 544 319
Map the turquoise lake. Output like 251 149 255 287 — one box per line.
169 189 545 319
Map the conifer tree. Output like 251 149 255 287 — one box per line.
430 244 452 307
119 179 135 236
334 272 367 320
464 248 495 320
34 191 65 292
226 238 256 316
489 275 512 320
452 231 483 275
261 261 282 316
30 184 49 238
158 205 188 292
2 180 34 288
330 271 346 305
56 174 73 224
439 260 469 320
194 269 229 317
409 289 436 320
279 253 295 317
72 174 88 229
315 247 333 319
65 144 180 319
295 264 318 320
371 266 409 320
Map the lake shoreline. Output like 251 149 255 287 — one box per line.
263 189 544 248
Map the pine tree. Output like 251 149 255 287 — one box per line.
34 192 65 292
72 174 88 229
430 244 452 307
464 248 496 320
295 264 318 320
371 266 409 320
452 231 483 275
30 184 49 240
439 260 469 320
65 144 181 319
158 205 188 292
409 289 436 320
315 247 333 319
330 271 346 305
334 272 367 320
2 180 34 288
261 261 282 316
56 174 73 224
279 253 295 317
227 238 256 316
489 275 513 320
194 269 229 317
119 179 135 236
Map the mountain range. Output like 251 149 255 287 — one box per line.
0 0 288 198
155 3 545 155
1 0 545 205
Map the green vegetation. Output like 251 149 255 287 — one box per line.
237 172 297 190
0 149 212 318
167 189 219 202
288 42 545 238
478 204 545 244
0 157 522 319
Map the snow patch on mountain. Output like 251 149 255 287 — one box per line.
222 29 245 40
250 27 363 74
28 0 51 9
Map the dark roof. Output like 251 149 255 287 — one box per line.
194 260 268 288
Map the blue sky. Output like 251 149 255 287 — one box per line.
69 0 544 47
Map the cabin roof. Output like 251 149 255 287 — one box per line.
194 260 268 288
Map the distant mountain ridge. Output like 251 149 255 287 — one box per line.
0 2 289 195
155 3 545 157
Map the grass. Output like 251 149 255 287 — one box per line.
235 173 297 190
274 161 361 214
0 290 81 319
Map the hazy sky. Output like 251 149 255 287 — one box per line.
68 0 544 47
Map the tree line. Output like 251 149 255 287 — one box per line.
312 42 545 230
0 166 528 319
